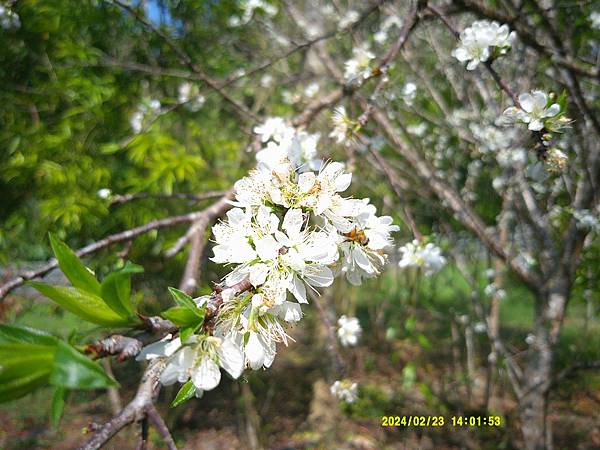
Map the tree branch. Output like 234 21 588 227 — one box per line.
147 405 178 450
77 359 166 450
0 194 233 301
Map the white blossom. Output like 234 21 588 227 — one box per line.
156 115 397 393
374 14 403 43
590 11 600 29
143 334 243 397
330 106 352 144
260 74 273 88
330 379 358 403
573 209 599 232
304 82 320 98
129 99 161 134
337 315 362 346
338 10 359 29
96 188 112 199
452 20 516 70
0 5 20 29
502 91 560 131
178 82 205 111
344 45 375 82
228 0 277 27
398 240 446 275
402 82 417 106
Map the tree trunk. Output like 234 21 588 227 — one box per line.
518 276 570 450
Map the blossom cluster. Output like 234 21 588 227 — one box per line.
452 20 516 70
337 315 362 347
398 240 446 275
130 99 161 134
0 5 20 29
330 379 359 403
228 0 277 27
502 91 561 132
178 82 205 112
344 45 375 83
143 117 398 397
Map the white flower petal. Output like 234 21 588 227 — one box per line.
192 357 221 391
289 274 308 303
218 336 244 379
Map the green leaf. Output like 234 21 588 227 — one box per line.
161 306 202 327
29 282 136 327
170 380 196 408
180 324 201 343
49 233 101 296
0 343 55 403
0 324 58 346
49 342 117 389
0 369 51 403
100 263 143 318
168 287 199 312
0 344 56 382
51 387 67 428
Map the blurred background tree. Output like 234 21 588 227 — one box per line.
1 0 599 449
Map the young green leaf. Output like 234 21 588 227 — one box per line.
0 324 58 346
49 233 101 296
0 369 52 403
99 262 142 318
180 324 201 343
49 341 118 389
100 271 133 318
161 306 202 327
168 287 199 312
29 282 137 327
50 387 67 428
170 380 196 408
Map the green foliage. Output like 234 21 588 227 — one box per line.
170 380 196 408
49 341 117 389
29 283 135 326
49 233 102 295
30 235 141 326
0 324 115 404
50 387 67 428
100 261 144 317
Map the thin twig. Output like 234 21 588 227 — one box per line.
147 405 178 450
0 194 233 300
110 190 227 206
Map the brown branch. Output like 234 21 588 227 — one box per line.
0 195 232 300
110 190 227 206
112 0 258 122
292 87 344 128
135 416 149 450
369 105 543 290
78 276 254 448
86 335 143 361
77 359 166 450
358 2 422 125
147 405 178 450
178 226 208 295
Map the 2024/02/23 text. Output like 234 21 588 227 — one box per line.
381 416 502 427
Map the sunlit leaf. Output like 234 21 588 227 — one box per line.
49 341 117 389
49 233 101 296
29 282 135 326
100 262 144 318
161 306 202 327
